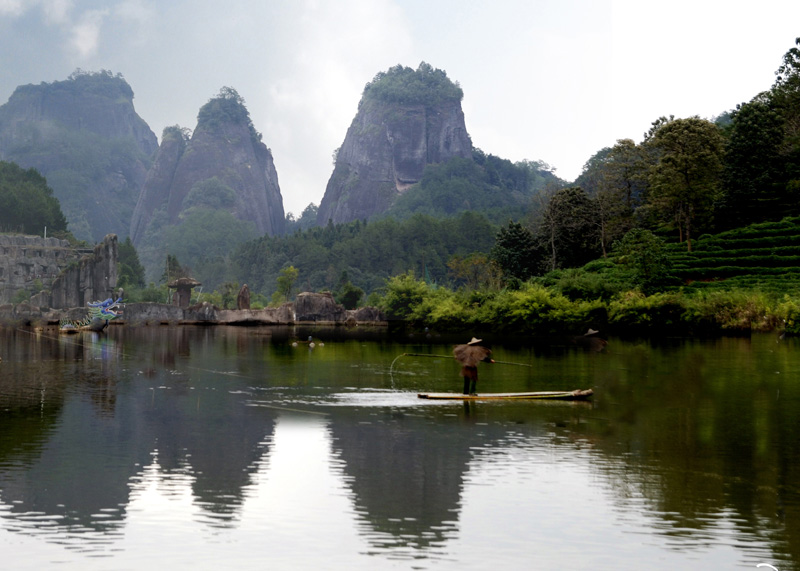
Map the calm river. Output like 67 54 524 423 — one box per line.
1 324 799 570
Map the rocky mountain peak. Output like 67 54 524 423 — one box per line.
0 70 157 242
316 63 472 225
130 88 284 247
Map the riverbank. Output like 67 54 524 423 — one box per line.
0 293 387 329
378 276 795 338
3 283 796 339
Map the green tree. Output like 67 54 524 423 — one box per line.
272 265 299 304
447 253 501 290
161 254 189 284
219 281 240 309
0 161 68 235
535 187 598 271
771 37 800 201
592 139 646 256
163 209 258 290
362 62 463 106
285 203 319 233
612 228 673 294
118 237 146 290
718 96 787 229
646 117 725 251
378 272 431 320
183 177 236 210
334 271 364 309
197 86 261 144
491 221 539 281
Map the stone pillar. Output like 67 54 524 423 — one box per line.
237 284 251 310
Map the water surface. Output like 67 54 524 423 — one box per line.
1 325 798 570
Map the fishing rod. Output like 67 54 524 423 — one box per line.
388 352 533 389
400 353 533 367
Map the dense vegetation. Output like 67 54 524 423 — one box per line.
380 152 562 224
375 221 797 338
361 62 463 106
575 39 800 251
136 173 260 292
367 39 800 336
11 69 134 101
0 161 68 236
233 212 497 298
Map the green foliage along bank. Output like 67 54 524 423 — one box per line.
376 273 783 338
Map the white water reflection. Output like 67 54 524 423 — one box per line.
110 414 360 569
0 405 789 570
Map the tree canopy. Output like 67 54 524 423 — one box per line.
197 86 262 144
361 62 463 107
0 161 68 236
646 117 725 251
233 211 498 298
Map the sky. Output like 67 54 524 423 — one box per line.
1 0 799 217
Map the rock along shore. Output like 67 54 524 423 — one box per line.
0 292 387 328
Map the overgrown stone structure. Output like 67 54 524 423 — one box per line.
44 234 119 309
0 235 86 305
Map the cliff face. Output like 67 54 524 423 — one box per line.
316 90 472 225
129 94 285 246
0 72 157 242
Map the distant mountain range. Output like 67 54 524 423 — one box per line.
0 65 559 281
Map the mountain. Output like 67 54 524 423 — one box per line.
316 63 473 225
130 87 284 245
130 87 285 286
0 70 157 242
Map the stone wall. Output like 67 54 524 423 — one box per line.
0 235 84 305
46 234 119 309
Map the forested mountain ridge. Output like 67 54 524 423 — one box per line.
0 70 157 242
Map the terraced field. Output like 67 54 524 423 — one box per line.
670 217 800 295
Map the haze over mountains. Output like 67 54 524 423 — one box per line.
1 65 555 230
0 71 157 242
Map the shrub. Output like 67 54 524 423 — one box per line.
379 273 433 320
607 291 687 333
682 290 774 331
777 296 800 335
476 283 603 335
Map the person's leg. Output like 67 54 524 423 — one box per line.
463 377 470 394
470 379 477 395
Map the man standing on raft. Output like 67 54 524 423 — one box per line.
453 337 495 395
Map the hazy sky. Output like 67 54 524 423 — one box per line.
1 0 799 216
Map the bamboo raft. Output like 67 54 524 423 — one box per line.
417 389 593 401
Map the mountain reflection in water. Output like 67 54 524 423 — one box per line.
0 325 799 570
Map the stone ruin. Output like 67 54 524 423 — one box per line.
0 233 118 309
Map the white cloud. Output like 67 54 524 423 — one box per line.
69 8 107 58
3 0 800 216
40 0 73 25
256 0 414 214
0 0 25 15
113 0 154 23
